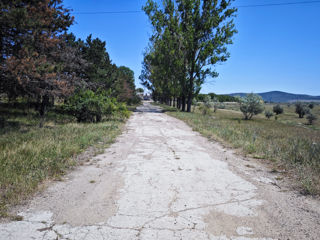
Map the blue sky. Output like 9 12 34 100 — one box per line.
63 0 320 96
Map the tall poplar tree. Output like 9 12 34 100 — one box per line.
141 0 237 112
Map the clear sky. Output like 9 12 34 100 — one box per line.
63 0 320 96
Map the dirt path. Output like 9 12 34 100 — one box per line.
1 102 319 240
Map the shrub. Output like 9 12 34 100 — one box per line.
306 113 317 125
239 93 264 120
309 103 314 109
64 90 129 122
273 104 284 115
192 98 198 112
265 110 273 119
295 102 310 118
218 103 226 109
199 95 214 115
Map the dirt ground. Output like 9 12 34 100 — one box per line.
0 101 319 240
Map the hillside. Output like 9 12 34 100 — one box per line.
229 91 320 103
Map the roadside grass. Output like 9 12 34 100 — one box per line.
0 105 126 218
156 102 320 195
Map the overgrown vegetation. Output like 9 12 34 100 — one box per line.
63 90 129 123
0 103 127 217
157 102 320 195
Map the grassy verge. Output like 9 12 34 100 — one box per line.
0 105 126 218
154 103 320 195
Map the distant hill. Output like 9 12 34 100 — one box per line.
228 91 320 103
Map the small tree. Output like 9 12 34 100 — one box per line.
273 104 284 115
239 93 264 120
308 103 314 109
306 113 317 125
265 110 273 119
295 102 309 118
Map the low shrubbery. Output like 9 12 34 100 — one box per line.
199 96 214 115
265 110 273 119
307 113 317 125
63 90 130 122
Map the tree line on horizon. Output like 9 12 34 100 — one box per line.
140 0 237 112
0 0 139 123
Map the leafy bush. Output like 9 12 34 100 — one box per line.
265 110 273 119
192 98 199 112
199 95 214 115
295 102 310 118
239 93 264 120
309 103 314 109
306 113 317 125
64 90 129 122
273 104 284 115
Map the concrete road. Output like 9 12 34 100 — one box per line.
1 102 319 239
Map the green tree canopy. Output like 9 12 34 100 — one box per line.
141 0 237 111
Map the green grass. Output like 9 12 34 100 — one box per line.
158 103 320 195
0 105 126 217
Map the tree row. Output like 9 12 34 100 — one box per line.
140 0 237 112
0 0 139 122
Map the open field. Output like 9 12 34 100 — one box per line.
222 102 320 130
0 104 126 218
154 102 320 195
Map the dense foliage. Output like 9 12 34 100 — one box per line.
0 0 139 124
64 90 129 122
197 93 238 102
273 104 284 115
295 102 310 118
140 0 237 112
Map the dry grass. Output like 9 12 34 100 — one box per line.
0 105 125 217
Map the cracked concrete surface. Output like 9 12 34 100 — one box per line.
1 101 319 239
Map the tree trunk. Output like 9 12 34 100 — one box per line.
39 95 49 128
177 98 181 109
181 96 186 111
39 95 49 117
187 93 192 112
